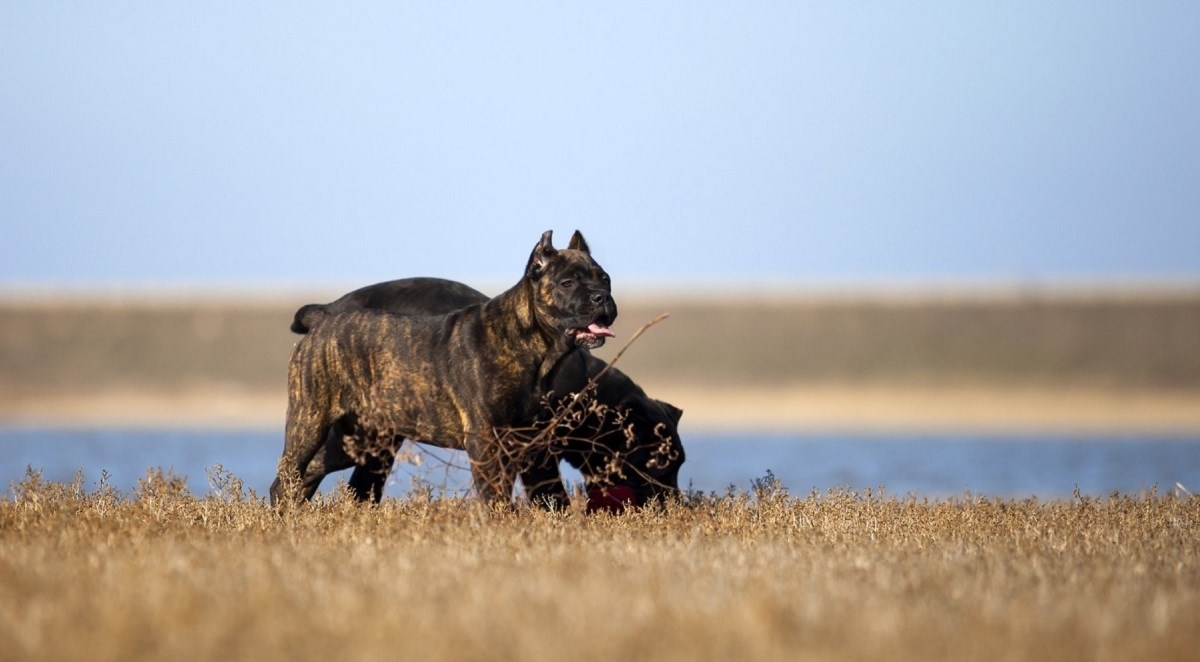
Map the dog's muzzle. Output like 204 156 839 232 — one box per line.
568 294 617 349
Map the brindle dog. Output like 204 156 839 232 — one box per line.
270 230 617 507
290 277 686 506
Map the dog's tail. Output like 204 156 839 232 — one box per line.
290 304 328 334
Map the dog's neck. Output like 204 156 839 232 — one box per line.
482 277 571 379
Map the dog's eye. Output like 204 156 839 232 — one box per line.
559 279 575 289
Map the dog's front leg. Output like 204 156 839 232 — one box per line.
464 433 513 504
521 449 569 510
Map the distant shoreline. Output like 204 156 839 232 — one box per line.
2 278 1199 304
4 293 1198 435
4 385 1198 435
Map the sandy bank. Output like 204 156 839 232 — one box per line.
654 385 1200 434
3 386 1198 434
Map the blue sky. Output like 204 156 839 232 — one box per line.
3 3 1198 290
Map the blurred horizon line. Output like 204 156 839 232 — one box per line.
3 275 1199 305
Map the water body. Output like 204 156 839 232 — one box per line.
1 428 1197 501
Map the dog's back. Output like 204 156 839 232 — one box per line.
291 277 485 333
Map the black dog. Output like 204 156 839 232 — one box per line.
291 277 686 506
270 230 617 506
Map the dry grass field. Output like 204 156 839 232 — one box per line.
2 468 1197 661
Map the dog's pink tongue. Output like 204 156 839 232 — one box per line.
588 323 615 338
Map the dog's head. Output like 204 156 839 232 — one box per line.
618 397 686 504
560 394 685 506
525 230 618 350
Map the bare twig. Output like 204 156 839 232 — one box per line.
530 313 669 447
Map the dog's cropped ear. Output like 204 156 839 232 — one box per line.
567 230 591 254
658 400 684 425
527 230 557 278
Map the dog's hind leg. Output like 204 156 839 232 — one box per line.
298 416 371 501
270 406 332 507
347 442 398 503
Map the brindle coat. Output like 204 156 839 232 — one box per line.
270 230 617 506
291 277 686 506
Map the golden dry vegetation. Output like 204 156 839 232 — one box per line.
2 469 1197 661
